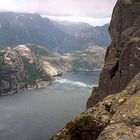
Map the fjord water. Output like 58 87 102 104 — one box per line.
0 71 100 140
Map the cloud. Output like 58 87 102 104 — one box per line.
0 0 117 17
0 0 117 25
43 15 111 26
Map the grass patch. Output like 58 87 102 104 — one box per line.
66 115 93 134
0 50 5 69
130 0 140 3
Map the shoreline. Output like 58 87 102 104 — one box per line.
0 70 100 96
0 80 54 96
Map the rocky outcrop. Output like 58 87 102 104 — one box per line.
51 0 140 139
0 45 58 95
87 0 140 107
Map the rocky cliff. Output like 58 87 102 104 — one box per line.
0 45 59 95
87 0 140 107
52 0 140 139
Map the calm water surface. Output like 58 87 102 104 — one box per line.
0 71 100 140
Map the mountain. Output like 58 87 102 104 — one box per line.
37 45 106 72
52 21 93 35
52 0 140 139
0 12 67 51
54 21 111 53
0 45 60 95
0 12 110 54
70 46 106 71
74 24 111 47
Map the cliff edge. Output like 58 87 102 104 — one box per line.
87 0 140 107
52 0 140 139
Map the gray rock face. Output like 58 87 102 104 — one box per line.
87 0 140 107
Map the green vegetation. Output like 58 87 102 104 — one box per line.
22 58 37 85
0 50 5 69
71 59 82 68
22 57 52 86
34 49 49 56
69 51 81 57
130 0 140 3
27 46 50 56
66 115 93 134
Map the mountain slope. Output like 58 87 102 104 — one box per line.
71 46 105 71
39 45 106 72
0 45 59 95
0 12 110 53
74 24 111 47
0 12 67 51
55 22 111 53
52 21 93 35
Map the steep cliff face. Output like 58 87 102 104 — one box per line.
0 45 58 95
87 0 140 107
52 0 140 139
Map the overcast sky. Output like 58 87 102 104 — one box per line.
0 0 117 26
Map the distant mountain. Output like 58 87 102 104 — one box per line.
53 21 111 53
52 21 92 35
70 46 106 71
0 12 67 51
21 44 106 72
74 24 111 47
0 12 110 54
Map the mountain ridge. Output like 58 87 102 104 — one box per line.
0 12 110 53
0 12 67 51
